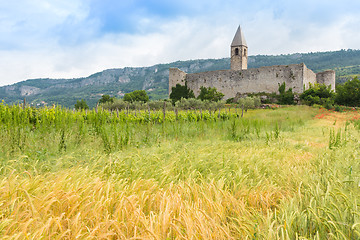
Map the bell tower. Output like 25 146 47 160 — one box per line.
231 25 248 71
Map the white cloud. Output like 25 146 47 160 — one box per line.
0 17 234 86
0 0 90 49
241 8 360 55
1 0 360 86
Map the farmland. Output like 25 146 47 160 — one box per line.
0 103 360 239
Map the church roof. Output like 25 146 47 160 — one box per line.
231 25 247 47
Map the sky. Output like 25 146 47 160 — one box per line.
1 0 360 86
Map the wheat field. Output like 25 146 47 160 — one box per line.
0 103 359 239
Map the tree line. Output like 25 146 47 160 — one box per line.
75 76 360 111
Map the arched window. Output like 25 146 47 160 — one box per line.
244 49 247 56
235 48 239 56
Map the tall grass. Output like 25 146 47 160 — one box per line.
1 103 359 239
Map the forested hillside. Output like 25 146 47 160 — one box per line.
250 49 360 83
1 49 359 108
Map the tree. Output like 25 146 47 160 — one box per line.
335 77 360 106
197 86 224 102
300 83 334 106
238 96 261 111
99 94 114 104
277 82 295 105
169 83 195 103
123 90 149 103
74 99 89 110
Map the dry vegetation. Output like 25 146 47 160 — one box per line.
0 103 359 239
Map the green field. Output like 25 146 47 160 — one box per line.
0 103 360 239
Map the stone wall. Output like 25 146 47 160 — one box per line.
303 64 317 91
168 63 330 100
169 68 187 96
184 64 313 99
316 70 336 92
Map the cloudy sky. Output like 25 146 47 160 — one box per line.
1 0 360 86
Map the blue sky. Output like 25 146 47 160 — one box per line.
1 0 360 86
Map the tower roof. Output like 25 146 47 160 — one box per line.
231 25 247 47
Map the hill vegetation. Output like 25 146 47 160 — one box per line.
1 49 360 108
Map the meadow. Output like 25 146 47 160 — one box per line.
0 102 360 239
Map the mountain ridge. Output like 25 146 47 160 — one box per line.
1 49 360 108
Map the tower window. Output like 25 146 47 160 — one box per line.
244 49 247 56
235 48 239 55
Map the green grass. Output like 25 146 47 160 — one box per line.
0 103 360 239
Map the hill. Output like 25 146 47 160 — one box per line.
1 49 360 108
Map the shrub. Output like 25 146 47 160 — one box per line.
323 98 334 110
101 99 127 110
300 83 334 106
74 99 89 110
247 92 278 104
98 95 115 104
169 83 195 103
335 77 360 107
175 98 203 110
238 96 261 111
197 87 224 102
101 99 173 111
226 98 234 104
277 82 295 105
174 98 226 110
334 105 343 112
124 90 149 103
147 100 173 110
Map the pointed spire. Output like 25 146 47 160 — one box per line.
231 25 247 47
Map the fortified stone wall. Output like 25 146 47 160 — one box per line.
316 70 336 91
169 68 187 95
168 26 334 100
303 64 317 90
184 64 312 99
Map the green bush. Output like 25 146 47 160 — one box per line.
175 98 204 110
225 98 234 104
247 92 277 104
147 100 173 110
323 98 334 110
74 99 89 110
101 99 172 111
169 83 195 103
300 83 334 106
197 87 224 102
277 82 295 105
238 96 261 110
334 105 344 112
98 95 114 104
175 98 225 110
101 99 127 110
124 90 149 103
335 77 360 107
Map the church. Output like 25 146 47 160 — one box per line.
169 26 335 99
